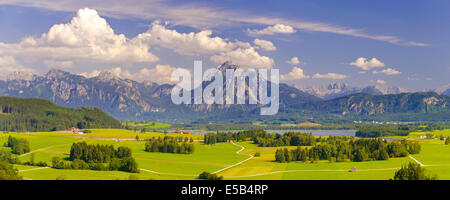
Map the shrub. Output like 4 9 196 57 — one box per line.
198 172 223 180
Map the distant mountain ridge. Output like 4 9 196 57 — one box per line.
0 63 449 122
436 83 450 96
296 82 408 100
0 62 320 121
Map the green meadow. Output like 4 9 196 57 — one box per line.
1 129 450 180
124 122 172 129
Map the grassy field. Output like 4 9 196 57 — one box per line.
0 130 244 180
216 129 450 180
2 129 450 180
124 122 172 129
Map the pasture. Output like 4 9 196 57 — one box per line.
1 129 450 180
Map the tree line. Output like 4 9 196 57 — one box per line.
275 138 421 163
393 162 437 180
355 127 410 138
70 141 132 163
253 132 316 147
52 156 139 173
60 141 139 173
145 136 194 154
203 130 316 148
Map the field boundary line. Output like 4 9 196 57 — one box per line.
223 167 401 178
18 143 73 158
138 141 252 177
139 168 197 177
19 166 50 172
409 155 426 166
212 141 254 174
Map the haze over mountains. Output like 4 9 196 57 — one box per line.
296 82 409 100
0 62 449 122
435 84 450 96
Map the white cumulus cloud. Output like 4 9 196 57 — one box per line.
280 67 309 81
376 79 386 84
287 57 301 65
253 39 276 51
0 56 36 80
372 68 402 75
137 21 250 56
248 24 296 36
312 73 348 79
210 47 274 69
0 8 159 66
80 64 185 84
349 57 385 70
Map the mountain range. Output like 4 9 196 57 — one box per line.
435 83 450 96
0 62 449 122
295 82 409 100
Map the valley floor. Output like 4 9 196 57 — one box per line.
1 129 450 180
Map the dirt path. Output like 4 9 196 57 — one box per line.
409 155 426 166
212 141 254 174
139 141 254 177
223 167 402 178
18 167 50 172
224 155 433 178
139 168 197 177
135 157 228 167
18 143 73 158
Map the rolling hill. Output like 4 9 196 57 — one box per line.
0 96 122 132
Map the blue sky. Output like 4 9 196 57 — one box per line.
0 0 448 91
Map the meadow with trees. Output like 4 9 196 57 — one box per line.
144 136 195 154
49 142 140 173
274 138 421 163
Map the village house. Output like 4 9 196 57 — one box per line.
60 127 84 134
173 130 191 134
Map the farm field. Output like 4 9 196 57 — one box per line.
124 122 172 129
1 129 450 180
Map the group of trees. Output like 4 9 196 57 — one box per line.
393 162 437 180
62 142 138 173
0 150 18 164
254 132 316 147
204 132 233 144
215 129 268 143
203 130 262 144
0 161 21 180
203 130 317 148
70 142 132 163
52 156 139 173
4 136 30 155
197 171 223 180
204 133 218 145
0 149 22 180
275 138 421 163
355 127 410 138
145 136 194 154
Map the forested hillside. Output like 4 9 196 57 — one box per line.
0 97 122 132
